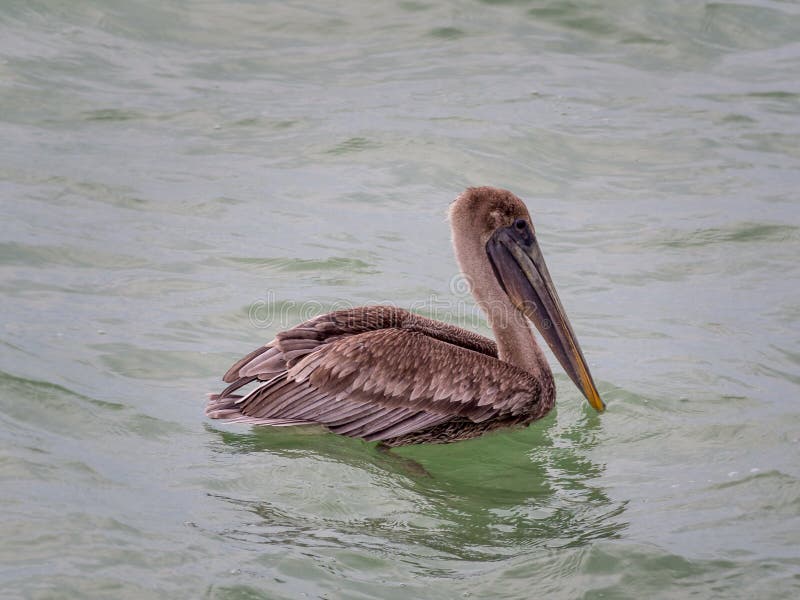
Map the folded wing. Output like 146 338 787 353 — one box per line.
207 306 547 444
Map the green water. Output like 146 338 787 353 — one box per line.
2 1 799 598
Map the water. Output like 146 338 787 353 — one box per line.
2 0 799 597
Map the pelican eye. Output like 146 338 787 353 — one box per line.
513 218 527 232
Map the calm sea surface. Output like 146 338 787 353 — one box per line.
2 1 799 598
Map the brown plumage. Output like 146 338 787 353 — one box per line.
207 187 604 446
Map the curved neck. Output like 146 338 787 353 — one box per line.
489 303 551 381
478 279 552 384
452 231 552 383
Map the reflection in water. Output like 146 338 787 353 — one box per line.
206 411 627 566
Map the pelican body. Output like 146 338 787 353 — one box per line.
207 187 604 446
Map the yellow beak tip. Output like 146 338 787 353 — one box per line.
587 392 606 412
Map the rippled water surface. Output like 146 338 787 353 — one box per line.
2 1 800 598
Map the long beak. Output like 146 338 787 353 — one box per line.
486 223 605 412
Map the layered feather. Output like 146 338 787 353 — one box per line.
207 306 553 446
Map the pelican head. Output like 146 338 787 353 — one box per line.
449 187 605 412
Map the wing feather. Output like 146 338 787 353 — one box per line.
208 306 550 444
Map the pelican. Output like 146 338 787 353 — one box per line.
207 187 605 446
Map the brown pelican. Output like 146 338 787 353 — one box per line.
207 187 605 446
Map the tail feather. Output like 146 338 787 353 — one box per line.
206 392 316 427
